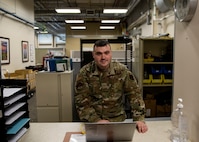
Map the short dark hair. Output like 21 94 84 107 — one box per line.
93 39 110 49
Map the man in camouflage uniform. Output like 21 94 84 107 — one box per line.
75 39 148 133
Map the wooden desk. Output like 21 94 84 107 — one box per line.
19 120 172 142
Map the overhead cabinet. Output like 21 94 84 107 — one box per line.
134 37 173 118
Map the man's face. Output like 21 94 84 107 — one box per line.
93 44 112 70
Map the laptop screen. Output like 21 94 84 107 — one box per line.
85 122 136 142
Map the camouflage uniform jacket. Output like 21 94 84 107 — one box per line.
75 61 146 122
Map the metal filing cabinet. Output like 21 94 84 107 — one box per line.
36 71 73 122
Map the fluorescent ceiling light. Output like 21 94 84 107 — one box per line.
100 26 115 29
55 9 81 13
37 31 48 34
65 20 84 23
103 9 128 14
34 26 39 30
71 26 86 30
101 20 120 23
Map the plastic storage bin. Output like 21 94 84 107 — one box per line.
162 65 173 74
151 74 163 84
143 74 153 84
151 65 163 74
162 65 173 84
163 74 172 84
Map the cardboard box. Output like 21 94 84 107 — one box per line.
27 78 36 91
156 104 171 117
15 69 36 80
144 99 156 117
4 73 24 79
145 94 154 99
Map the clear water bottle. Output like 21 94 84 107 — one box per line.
170 98 188 142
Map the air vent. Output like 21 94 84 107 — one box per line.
86 9 95 15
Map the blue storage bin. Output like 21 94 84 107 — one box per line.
162 65 173 74
151 65 163 74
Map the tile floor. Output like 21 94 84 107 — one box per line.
28 93 37 122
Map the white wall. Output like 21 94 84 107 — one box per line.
139 10 175 38
173 2 199 141
0 0 35 73
138 2 199 141
133 5 199 140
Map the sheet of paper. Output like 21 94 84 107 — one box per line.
3 88 22 98
69 134 86 142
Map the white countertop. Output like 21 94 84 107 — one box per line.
19 120 173 142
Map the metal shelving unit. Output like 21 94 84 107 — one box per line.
135 37 174 118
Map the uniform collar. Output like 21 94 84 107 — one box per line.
91 61 116 76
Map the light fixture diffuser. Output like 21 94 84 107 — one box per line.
65 20 84 23
71 26 86 30
55 9 81 13
38 31 48 33
101 20 120 23
100 26 115 29
103 9 128 14
34 26 39 30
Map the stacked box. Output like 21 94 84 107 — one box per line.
151 65 164 84
15 69 36 81
144 99 156 117
4 73 24 79
15 69 36 92
156 104 171 117
27 78 36 90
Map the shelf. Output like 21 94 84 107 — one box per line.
135 38 173 118
5 102 26 116
8 127 27 142
7 118 30 134
143 84 173 87
3 88 23 98
4 94 26 107
140 37 173 40
144 62 173 64
6 111 26 125
35 47 64 50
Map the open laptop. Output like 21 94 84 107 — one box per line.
85 122 136 142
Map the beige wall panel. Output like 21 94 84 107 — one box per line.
0 0 35 72
173 2 199 141
66 38 80 57
37 107 59 122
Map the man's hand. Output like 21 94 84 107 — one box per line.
136 121 148 133
97 120 110 123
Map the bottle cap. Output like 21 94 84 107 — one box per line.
177 98 183 109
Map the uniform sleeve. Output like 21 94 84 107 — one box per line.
124 70 146 121
74 71 101 122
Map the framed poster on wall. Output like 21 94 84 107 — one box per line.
21 41 29 62
0 37 10 64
